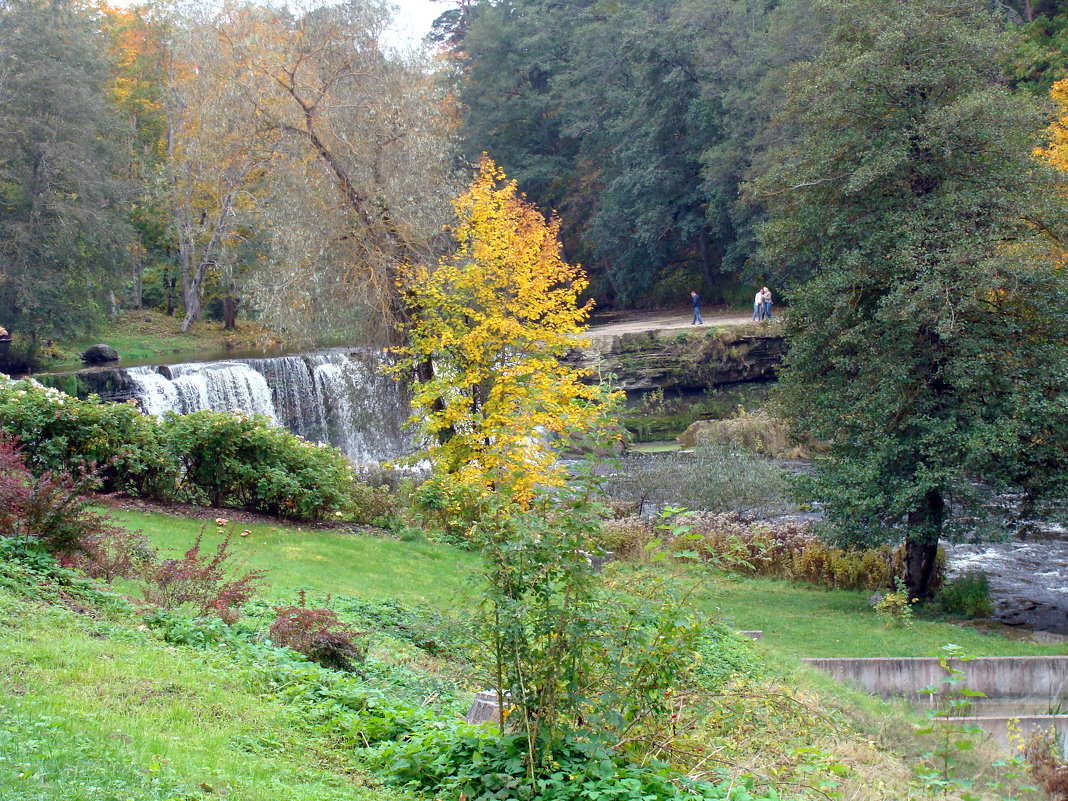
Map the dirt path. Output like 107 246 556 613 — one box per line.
587 310 758 337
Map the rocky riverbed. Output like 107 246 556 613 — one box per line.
944 524 1068 635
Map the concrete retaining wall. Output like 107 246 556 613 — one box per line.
802 657 1068 705
804 657 1068 757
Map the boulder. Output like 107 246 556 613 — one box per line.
81 344 120 364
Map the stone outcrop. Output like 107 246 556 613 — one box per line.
81 344 120 364
565 327 785 392
37 368 140 403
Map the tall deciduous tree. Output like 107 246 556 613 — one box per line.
0 0 133 341
212 0 459 343
750 0 1068 599
400 158 616 504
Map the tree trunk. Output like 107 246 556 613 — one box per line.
132 234 144 310
903 489 945 600
223 290 238 330
1024 0 1035 22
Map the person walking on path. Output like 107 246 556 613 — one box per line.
761 287 773 321
690 290 704 325
752 289 764 321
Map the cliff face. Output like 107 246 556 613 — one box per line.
565 328 785 392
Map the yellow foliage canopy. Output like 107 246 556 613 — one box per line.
399 158 617 504
1036 77 1068 173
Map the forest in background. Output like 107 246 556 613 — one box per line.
2 0 1068 353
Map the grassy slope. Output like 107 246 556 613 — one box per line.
0 591 413 801
3 507 1059 801
112 508 1064 659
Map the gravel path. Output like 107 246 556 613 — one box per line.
586 310 762 337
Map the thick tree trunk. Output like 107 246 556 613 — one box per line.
903 489 945 600
223 291 238 330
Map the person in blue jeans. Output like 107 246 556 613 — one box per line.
752 289 764 321
761 287 773 320
690 290 703 325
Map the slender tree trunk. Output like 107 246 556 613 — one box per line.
903 489 944 600
1024 0 1035 22
132 234 144 310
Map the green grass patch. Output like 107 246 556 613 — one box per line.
44 310 277 371
0 593 412 801
108 508 478 608
114 508 1064 659
704 573 1065 658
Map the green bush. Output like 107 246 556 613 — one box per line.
162 409 358 519
933 571 994 619
0 378 392 522
0 378 175 496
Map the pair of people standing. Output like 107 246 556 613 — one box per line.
752 287 773 321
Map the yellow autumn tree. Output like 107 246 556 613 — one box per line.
1037 77 1068 172
400 158 618 506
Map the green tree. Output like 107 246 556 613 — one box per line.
0 0 133 342
750 0 1068 599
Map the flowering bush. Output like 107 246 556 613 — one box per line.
0 377 176 497
0 378 384 522
161 409 359 519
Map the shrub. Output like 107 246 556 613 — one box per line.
933 571 994 619
142 532 265 623
269 592 367 671
598 443 788 516
162 409 358 520
0 378 176 496
598 511 944 593
66 526 157 583
0 432 123 557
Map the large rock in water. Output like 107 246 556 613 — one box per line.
81 344 120 364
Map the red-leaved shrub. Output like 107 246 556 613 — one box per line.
142 533 265 623
0 433 135 570
269 592 366 671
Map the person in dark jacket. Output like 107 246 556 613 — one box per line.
690 290 703 325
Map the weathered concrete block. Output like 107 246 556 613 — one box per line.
466 690 506 726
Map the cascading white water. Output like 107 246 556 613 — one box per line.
125 350 410 463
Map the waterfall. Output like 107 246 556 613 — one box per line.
125 349 410 463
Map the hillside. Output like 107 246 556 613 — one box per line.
0 508 1052 801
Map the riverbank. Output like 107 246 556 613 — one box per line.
23 310 281 373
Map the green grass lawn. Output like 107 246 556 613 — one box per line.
45 310 276 371
0 591 414 801
109 508 479 609
702 573 1066 658
112 507 1066 660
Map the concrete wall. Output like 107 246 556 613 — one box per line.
804 657 1068 757
802 657 1068 706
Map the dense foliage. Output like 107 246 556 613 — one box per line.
0 378 384 521
399 159 618 508
751 0 1068 598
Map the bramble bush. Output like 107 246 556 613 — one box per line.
0 432 122 557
